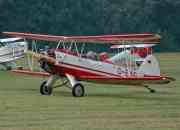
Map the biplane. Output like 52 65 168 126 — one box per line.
0 37 27 70
3 32 175 97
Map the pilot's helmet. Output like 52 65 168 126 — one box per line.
86 51 97 60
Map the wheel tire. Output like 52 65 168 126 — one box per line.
40 81 52 95
150 89 156 93
72 84 85 97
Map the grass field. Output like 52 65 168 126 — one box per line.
0 53 180 130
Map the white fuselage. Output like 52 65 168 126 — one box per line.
55 51 160 78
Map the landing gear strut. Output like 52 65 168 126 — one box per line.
40 79 69 95
144 85 156 93
66 74 85 97
39 74 86 97
40 75 59 95
39 74 85 97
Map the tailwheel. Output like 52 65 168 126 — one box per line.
72 84 85 97
144 85 156 93
150 89 156 93
40 81 53 95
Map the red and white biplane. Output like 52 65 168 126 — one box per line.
3 32 175 97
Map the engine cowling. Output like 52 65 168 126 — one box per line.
39 58 54 74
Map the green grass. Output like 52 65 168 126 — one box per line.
0 53 180 130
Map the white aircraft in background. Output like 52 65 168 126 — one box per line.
0 37 27 70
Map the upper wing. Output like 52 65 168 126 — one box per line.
3 32 161 44
3 32 66 42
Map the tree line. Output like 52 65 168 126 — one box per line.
0 0 180 51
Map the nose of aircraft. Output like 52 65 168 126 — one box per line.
26 51 56 65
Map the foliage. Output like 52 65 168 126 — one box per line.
0 0 180 51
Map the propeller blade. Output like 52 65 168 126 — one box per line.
26 51 56 65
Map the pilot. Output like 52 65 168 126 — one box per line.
86 51 98 60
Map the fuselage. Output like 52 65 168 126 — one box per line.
47 50 173 85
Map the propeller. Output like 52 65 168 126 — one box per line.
26 51 56 73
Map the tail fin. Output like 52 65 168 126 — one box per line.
137 55 160 76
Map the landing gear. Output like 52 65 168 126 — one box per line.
72 84 85 97
144 85 156 93
40 75 58 95
65 74 85 97
40 81 53 95
39 74 85 97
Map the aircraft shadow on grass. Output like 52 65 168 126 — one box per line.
1 87 178 103
52 89 177 102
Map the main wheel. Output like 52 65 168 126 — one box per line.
40 81 52 95
72 84 85 97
